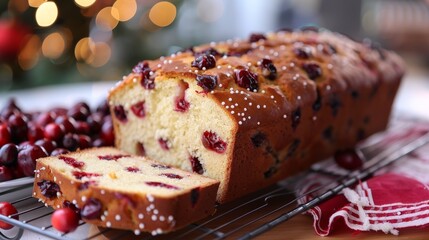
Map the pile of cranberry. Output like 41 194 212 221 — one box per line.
0 98 114 182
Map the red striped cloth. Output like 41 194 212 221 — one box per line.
297 121 429 236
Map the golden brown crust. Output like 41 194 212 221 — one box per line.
33 148 219 234
108 29 405 203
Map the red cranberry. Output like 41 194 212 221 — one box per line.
334 150 363 170
100 121 114 146
260 58 277 80
1 99 21 113
134 62 156 90
0 123 11 146
125 166 140 172
72 171 101 180
191 188 199 207
145 181 179 190
51 148 70 156
0 202 18 230
74 121 90 135
55 117 76 134
141 76 155 90
323 44 337 55
8 114 28 143
35 139 57 155
249 33 266 42
87 114 102 133
0 143 18 166
234 69 259 91
80 198 102 220
77 135 91 149
37 180 61 199
191 54 216 70
196 74 218 92
63 200 81 217
11 165 24 178
96 100 110 116
51 208 79 233
62 133 79 151
302 63 322 80
294 47 311 59
160 173 183 179
189 155 204 174
27 125 44 142
113 105 127 123
202 131 227 154
0 166 14 182
98 154 130 161
35 112 54 126
196 48 221 57
67 105 90 121
133 61 150 75
174 81 190 112
17 145 48 176
59 156 84 169
44 123 64 141
158 138 170 150
18 141 32 150
131 101 145 118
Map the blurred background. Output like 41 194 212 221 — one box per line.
1 0 429 92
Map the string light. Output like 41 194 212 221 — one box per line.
112 0 137 22
35 1 58 27
96 7 119 31
28 0 45 8
149 1 177 27
18 35 41 70
74 0 96 8
42 32 65 59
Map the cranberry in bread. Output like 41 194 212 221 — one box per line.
108 29 405 203
33 147 219 234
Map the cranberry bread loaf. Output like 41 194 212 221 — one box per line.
33 147 219 234
108 29 405 203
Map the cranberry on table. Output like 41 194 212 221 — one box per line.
34 139 57 155
51 208 79 233
8 114 28 143
0 202 18 230
17 145 48 176
0 123 11 146
0 166 14 182
55 116 76 134
27 124 44 142
0 143 18 166
100 121 114 146
44 123 64 141
334 149 363 170
35 112 54 127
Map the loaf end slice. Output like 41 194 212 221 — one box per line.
33 147 220 234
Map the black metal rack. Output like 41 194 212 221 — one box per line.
1 118 429 240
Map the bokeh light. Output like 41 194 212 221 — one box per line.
18 35 41 70
112 0 137 22
74 0 96 8
42 32 65 59
149 1 177 27
28 0 45 8
74 38 111 68
96 7 119 31
35 1 58 27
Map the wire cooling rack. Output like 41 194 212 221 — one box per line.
1 119 429 240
